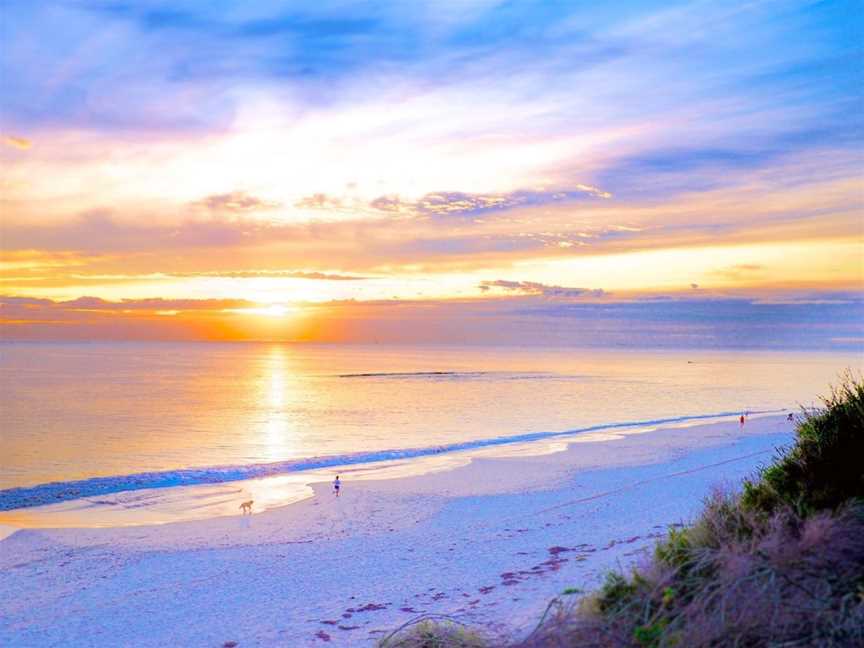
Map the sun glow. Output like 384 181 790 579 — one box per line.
232 304 295 317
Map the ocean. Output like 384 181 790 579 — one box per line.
0 342 859 513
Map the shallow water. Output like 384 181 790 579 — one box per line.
0 343 858 503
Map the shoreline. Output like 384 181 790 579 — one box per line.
0 415 793 646
0 410 779 528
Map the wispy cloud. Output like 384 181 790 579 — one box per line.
1 295 258 312
168 270 369 281
479 280 606 299
295 186 613 218
709 264 765 280
411 187 613 217
4 292 861 349
192 191 280 213
294 193 346 211
1 135 31 150
0 250 91 271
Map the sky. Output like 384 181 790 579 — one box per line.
1 0 862 347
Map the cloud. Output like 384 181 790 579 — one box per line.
751 291 864 306
416 192 513 215
0 295 258 312
369 195 403 212
479 280 606 299
294 193 345 210
61 296 112 309
2 135 31 150
1 210 259 252
297 186 612 219
0 296 54 307
192 191 280 213
2 172 859 278
709 264 765 280
731 264 762 271
301 293 864 348
0 294 289 342
6 292 861 349
403 187 613 217
0 250 92 271
169 270 368 280
410 185 611 216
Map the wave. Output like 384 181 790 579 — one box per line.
0 410 771 511
337 370 488 378
335 370 558 379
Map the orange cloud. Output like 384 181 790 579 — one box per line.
2 135 31 150
191 191 280 214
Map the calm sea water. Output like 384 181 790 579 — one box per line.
0 343 859 501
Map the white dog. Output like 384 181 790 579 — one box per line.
239 500 253 515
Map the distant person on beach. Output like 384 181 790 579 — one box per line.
333 475 341 497
739 414 745 427
787 413 794 422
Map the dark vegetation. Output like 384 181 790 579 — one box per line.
380 377 864 647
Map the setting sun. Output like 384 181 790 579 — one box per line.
233 304 296 318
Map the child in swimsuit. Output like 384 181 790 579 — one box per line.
333 475 341 496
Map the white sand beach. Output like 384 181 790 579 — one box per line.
0 415 794 647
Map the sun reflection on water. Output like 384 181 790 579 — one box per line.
260 345 296 462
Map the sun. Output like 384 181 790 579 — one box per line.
233 304 294 317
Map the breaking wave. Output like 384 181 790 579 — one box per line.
0 410 769 511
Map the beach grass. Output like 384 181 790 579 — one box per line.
741 373 864 516
377 617 489 648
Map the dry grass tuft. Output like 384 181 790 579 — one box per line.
377 616 489 648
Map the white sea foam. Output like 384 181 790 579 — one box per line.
0 410 767 510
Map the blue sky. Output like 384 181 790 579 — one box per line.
1 1 862 345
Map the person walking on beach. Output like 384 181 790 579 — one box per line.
739 414 745 427
333 475 341 497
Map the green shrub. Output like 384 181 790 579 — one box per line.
633 618 667 647
654 527 692 568
742 376 864 516
595 572 640 615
